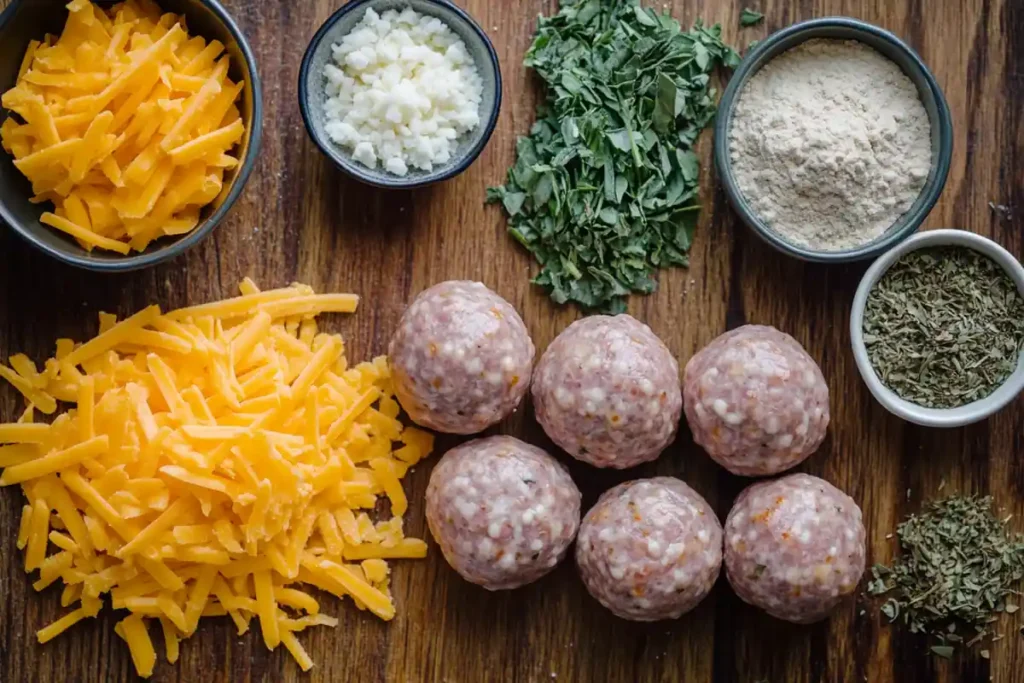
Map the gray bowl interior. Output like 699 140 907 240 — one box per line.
302 0 499 187
715 18 953 263
0 0 260 271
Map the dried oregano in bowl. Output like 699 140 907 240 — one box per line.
862 246 1024 409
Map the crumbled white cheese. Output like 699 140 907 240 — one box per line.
322 7 484 177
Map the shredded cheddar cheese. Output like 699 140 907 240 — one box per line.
0 0 247 254
0 281 433 677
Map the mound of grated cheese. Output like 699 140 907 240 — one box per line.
323 6 483 176
0 279 434 677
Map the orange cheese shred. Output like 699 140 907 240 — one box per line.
0 280 433 677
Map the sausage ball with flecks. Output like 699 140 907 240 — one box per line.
389 281 534 434
532 315 682 469
683 325 830 476
724 473 866 623
426 435 582 590
575 477 722 621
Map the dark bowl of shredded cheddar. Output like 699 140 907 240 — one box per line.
0 0 263 271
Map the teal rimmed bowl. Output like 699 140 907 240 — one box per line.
714 17 953 263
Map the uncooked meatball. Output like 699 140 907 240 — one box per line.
683 325 829 476
724 473 866 623
389 281 534 434
425 436 581 590
575 477 722 621
532 315 682 469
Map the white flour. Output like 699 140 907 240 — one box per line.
729 39 932 251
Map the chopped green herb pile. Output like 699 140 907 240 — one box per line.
487 0 739 312
863 246 1024 408
740 8 764 27
868 495 1024 653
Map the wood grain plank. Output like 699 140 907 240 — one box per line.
0 0 1021 681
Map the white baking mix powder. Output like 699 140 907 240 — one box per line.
729 39 932 251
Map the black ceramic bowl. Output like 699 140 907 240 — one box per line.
0 0 263 271
298 0 501 189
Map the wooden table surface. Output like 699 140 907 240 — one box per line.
1 0 1022 681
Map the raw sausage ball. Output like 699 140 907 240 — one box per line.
389 281 535 434
575 477 723 621
683 325 829 476
532 315 682 469
724 473 866 624
425 435 581 590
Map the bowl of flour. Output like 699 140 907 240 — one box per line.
714 17 953 262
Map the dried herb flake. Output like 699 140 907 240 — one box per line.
869 495 1024 655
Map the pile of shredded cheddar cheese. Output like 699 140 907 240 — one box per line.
0 280 433 677
0 0 247 253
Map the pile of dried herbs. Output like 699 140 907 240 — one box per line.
862 246 1024 408
487 0 739 313
868 495 1024 656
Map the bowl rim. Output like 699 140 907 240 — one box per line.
849 229 1024 428
713 16 954 264
297 0 503 190
0 0 264 273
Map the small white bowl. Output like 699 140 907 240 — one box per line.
850 229 1024 427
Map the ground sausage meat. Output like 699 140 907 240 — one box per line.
683 325 829 476
575 477 722 621
425 435 581 590
532 315 682 469
724 473 866 623
389 281 534 435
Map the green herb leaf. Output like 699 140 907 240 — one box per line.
653 74 677 134
676 150 699 182
607 129 634 152
740 8 764 27
561 71 583 94
633 4 657 27
599 207 619 225
487 0 736 312
930 645 955 659
503 191 526 216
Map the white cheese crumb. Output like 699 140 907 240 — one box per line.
322 7 484 176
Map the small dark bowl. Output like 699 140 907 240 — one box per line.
714 17 954 263
0 0 263 272
299 0 501 189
